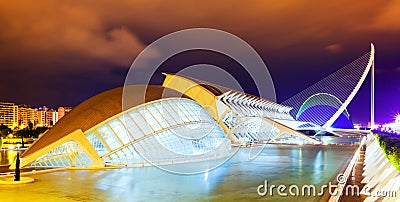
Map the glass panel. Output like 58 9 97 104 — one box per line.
109 153 118 161
148 102 170 129
109 119 132 144
86 132 109 156
129 110 152 135
123 114 145 139
140 106 161 131
98 125 121 150
159 101 178 125
30 141 92 168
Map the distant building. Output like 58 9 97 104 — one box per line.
1 102 69 128
58 107 72 120
18 104 36 128
35 106 60 127
0 102 18 129
35 108 46 127
52 110 59 126
45 109 58 127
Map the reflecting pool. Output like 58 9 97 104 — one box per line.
0 145 356 201
0 149 22 166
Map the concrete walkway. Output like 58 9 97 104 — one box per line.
340 145 367 202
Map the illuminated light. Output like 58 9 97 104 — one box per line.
16 143 21 149
395 114 400 124
8 145 15 150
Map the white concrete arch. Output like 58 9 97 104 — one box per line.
323 43 375 128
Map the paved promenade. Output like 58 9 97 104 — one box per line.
340 145 366 202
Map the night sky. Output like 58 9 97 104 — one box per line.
0 1 399 125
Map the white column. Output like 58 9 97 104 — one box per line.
371 59 375 128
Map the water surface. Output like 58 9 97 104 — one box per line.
0 145 356 201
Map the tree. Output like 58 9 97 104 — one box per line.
32 127 49 138
0 124 11 138
15 129 29 148
28 121 33 131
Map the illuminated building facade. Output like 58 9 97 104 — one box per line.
33 106 60 127
58 106 72 120
0 102 18 129
17 105 36 128
45 109 57 127
17 105 29 127
1 102 66 129
35 108 46 127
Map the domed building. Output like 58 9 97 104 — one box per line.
19 85 231 168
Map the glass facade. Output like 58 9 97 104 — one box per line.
90 98 230 166
31 141 92 167
222 111 280 143
30 98 231 168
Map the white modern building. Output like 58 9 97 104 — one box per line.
18 85 231 169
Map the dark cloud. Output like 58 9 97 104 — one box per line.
0 1 145 68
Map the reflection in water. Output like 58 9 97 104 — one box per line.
0 145 356 201
316 136 363 145
0 149 23 165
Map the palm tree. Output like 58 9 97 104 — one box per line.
19 122 34 148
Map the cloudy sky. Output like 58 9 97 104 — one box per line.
0 0 399 124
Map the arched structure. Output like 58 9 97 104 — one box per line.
16 85 231 169
282 44 375 129
296 93 350 120
296 93 353 128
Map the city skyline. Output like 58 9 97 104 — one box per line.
0 1 399 124
0 101 72 129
